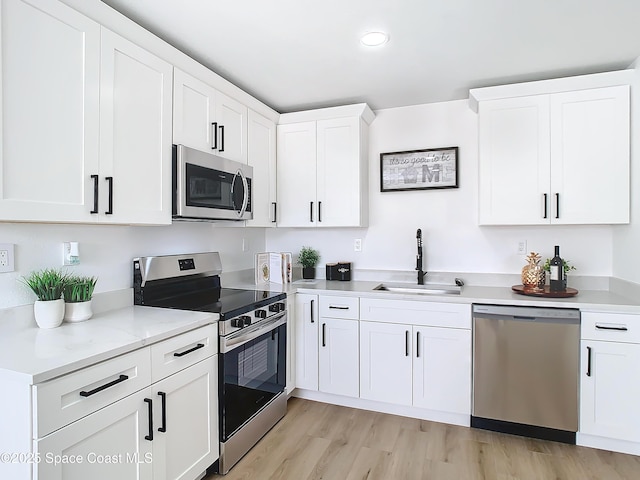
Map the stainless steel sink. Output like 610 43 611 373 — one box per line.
372 282 462 295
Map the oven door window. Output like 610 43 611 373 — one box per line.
221 323 285 440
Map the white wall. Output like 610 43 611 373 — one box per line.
612 59 640 284
0 222 263 309
266 99 613 277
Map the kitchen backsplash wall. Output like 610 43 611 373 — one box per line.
266 99 615 278
0 222 264 309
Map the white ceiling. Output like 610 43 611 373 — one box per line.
101 0 640 113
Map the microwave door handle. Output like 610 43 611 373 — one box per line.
239 169 249 217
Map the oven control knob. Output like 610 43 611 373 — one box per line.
231 318 244 328
269 303 284 313
255 309 267 318
241 315 252 327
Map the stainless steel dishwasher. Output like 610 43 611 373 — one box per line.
472 304 580 444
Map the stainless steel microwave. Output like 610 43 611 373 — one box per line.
173 144 252 221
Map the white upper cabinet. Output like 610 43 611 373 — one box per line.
173 68 247 163
246 109 277 227
0 0 101 223
0 0 172 224
99 29 173 225
276 104 374 227
475 73 631 226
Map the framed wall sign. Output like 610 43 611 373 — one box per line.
380 146 459 192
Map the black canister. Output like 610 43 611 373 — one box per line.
326 262 351 281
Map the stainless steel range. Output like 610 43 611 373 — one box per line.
133 252 287 474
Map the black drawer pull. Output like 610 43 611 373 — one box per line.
173 343 205 357
595 325 628 331
329 305 349 310
158 391 167 433
586 346 592 377
79 374 129 397
144 398 153 441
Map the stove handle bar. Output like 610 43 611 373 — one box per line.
220 311 287 353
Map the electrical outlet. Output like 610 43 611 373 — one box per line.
0 243 15 273
354 239 362 252
517 240 527 255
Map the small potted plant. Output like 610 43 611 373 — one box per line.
21 269 68 329
63 275 98 323
298 246 320 280
543 258 576 289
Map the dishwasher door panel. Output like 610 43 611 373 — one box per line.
473 315 579 432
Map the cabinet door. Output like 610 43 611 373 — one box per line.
276 122 317 227
413 326 471 415
173 68 217 153
246 110 277 227
360 321 412 405
478 95 550 225
152 357 218 480
0 0 100 222
580 340 640 442
294 293 319 390
316 116 365 227
550 86 630 224
99 28 172 225
318 318 359 397
215 91 247 163
34 388 153 480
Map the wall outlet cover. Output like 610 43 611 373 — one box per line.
0 243 15 273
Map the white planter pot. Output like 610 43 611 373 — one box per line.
64 300 93 323
34 299 65 329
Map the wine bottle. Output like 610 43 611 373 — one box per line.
549 245 564 292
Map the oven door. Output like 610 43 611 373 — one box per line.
173 144 252 220
219 313 286 441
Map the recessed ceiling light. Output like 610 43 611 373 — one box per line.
360 31 389 47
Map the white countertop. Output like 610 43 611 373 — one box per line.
0 305 218 384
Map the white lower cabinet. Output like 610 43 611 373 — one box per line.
294 293 319 391
318 318 359 397
359 321 471 415
579 312 640 452
30 324 218 480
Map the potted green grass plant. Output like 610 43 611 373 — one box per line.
63 275 98 323
298 246 320 279
21 269 68 328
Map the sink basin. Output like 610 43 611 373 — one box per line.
372 282 462 295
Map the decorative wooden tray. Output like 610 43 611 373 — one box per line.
512 285 579 298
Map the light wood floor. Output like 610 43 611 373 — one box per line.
207 397 640 480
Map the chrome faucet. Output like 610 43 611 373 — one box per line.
416 228 426 285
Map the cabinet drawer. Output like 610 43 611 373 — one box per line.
360 298 471 329
33 348 151 438
581 312 640 343
319 295 359 319
151 324 217 383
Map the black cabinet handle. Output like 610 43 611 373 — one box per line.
416 331 421 358
211 122 218 150
79 374 128 397
555 193 560 219
219 125 225 152
144 398 153 441
105 176 113 215
158 391 167 433
173 343 205 357
310 202 314 222
543 193 548 219
586 346 592 377
310 300 315 323
322 323 326 347
90 174 99 214
405 330 409 357
272 202 277 223
318 201 322 222
595 324 628 331
329 305 349 310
